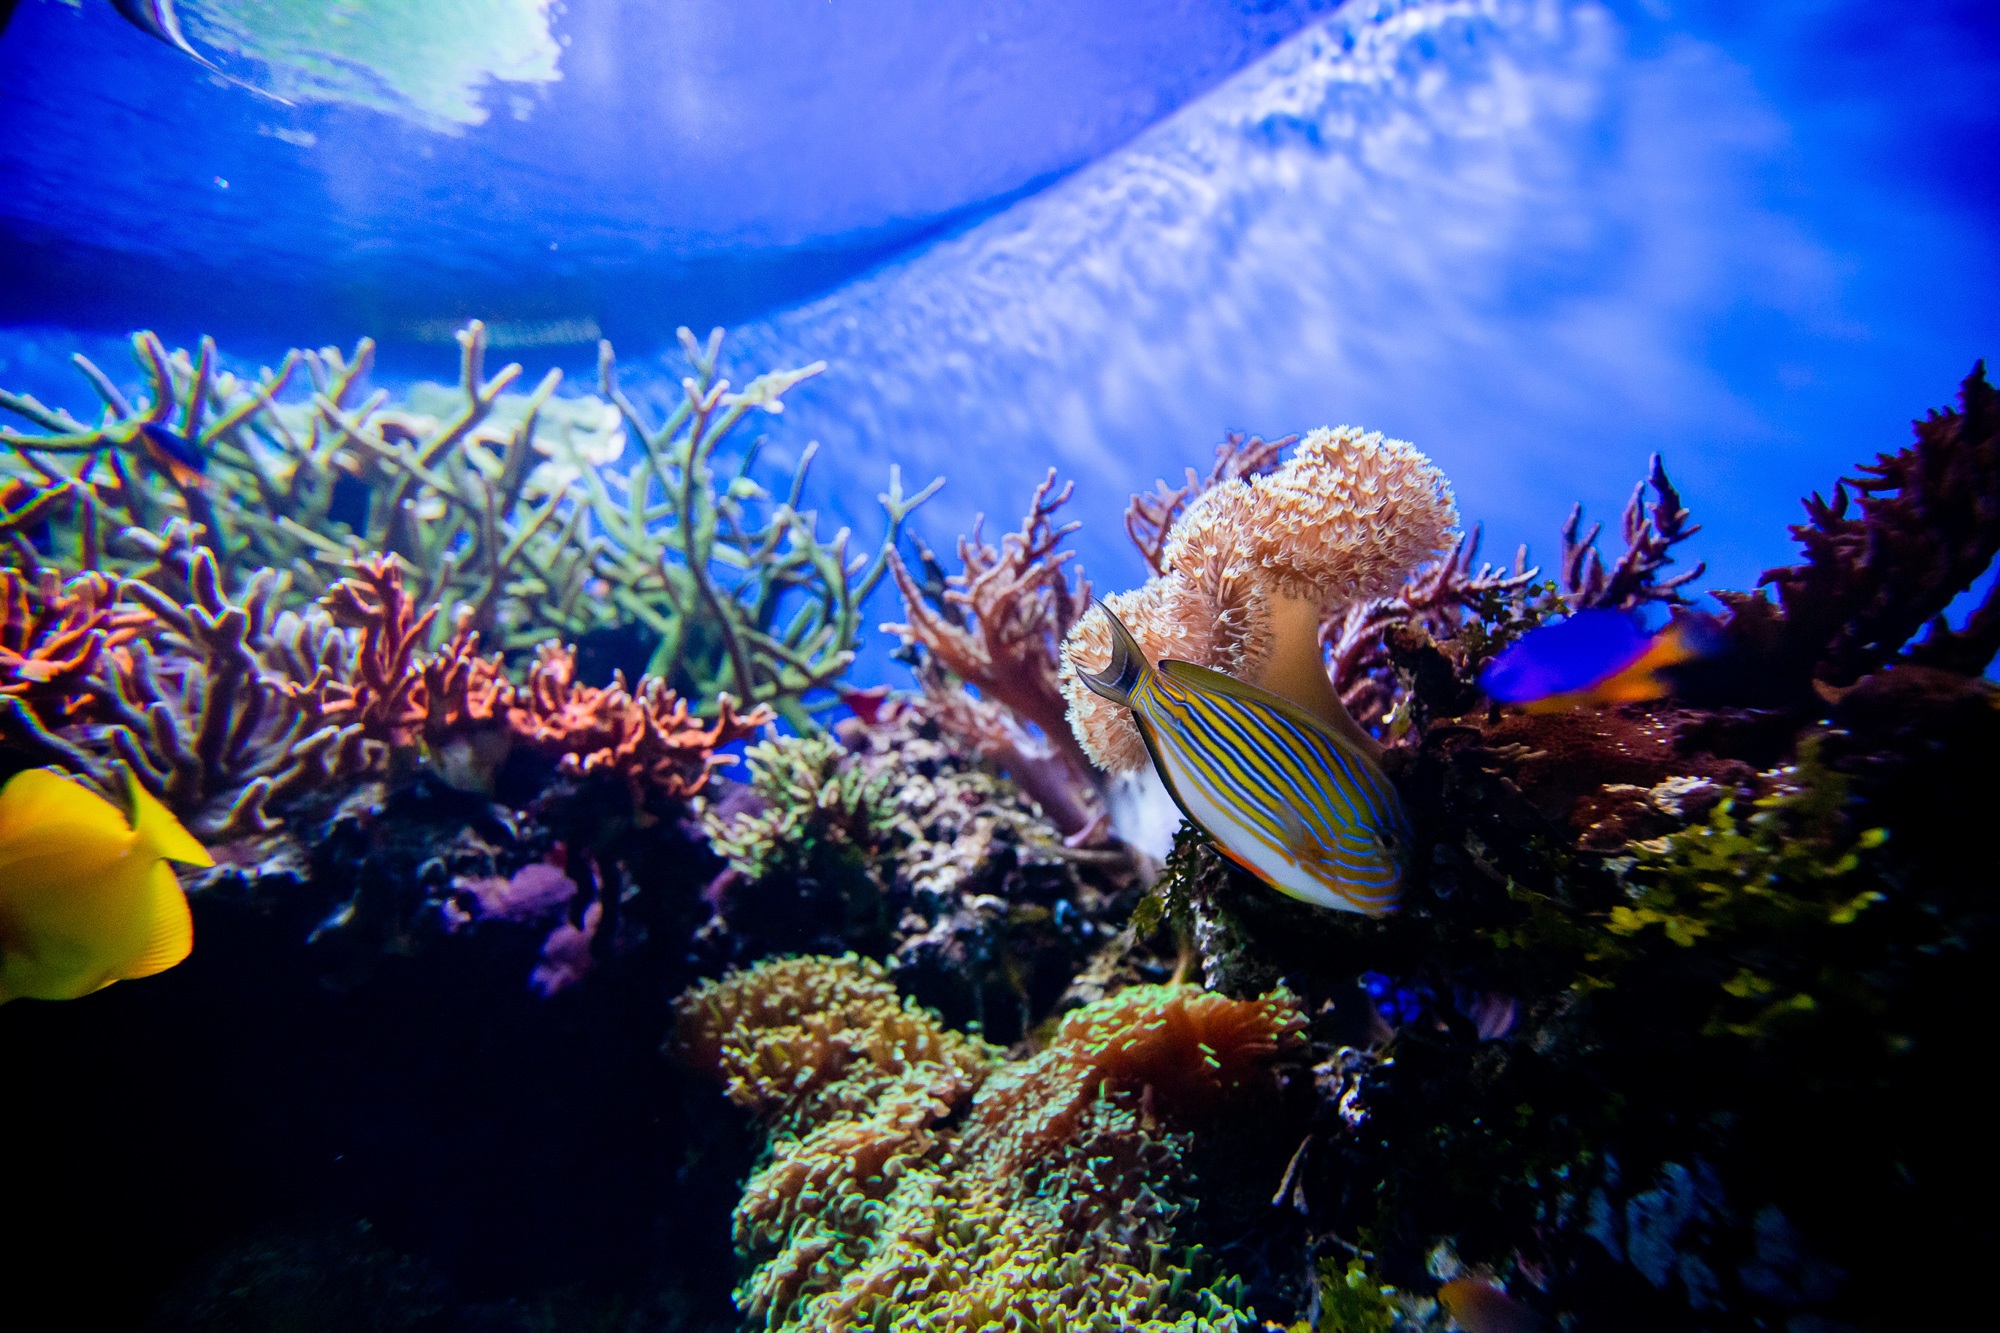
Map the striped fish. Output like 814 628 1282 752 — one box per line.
1076 601 1410 915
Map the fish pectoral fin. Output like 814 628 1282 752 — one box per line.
119 863 193 981
1273 805 1316 856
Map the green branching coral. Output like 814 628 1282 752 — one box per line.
702 734 900 883
594 328 941 726
1 320 937 722
673 956 1301 1332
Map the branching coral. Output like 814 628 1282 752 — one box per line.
1714 362 2000 694
287 555 436 751
594 328 942 725
1 566 150 719
75 534 381 838
2 320 935 724
673 955 1302 1332
1557 453 1705 612
508 640 772 812
886 470 1106 839
1125 431 1294 577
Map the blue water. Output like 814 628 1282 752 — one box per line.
3 0 1995 681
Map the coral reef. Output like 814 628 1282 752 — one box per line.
2 320 935 722
1104 368 2000 1331
696 691 1122 1042
594 327 940 725
673 955 1305 1332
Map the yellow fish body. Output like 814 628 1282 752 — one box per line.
1075 602 1411 915
0 768 212 1003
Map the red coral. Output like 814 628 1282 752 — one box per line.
420 613 513 745
885 470 1104 838
297 555 436 748
0 567 150 721
509 642 772 807
1124 430 1293 576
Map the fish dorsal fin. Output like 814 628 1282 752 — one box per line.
0 769 133 865
1155 658 1374 764
120 864 194 980
127 773 213 868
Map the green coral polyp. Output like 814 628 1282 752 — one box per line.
674 956 1301 1332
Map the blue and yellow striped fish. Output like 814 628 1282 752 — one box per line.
1076 601 1411 915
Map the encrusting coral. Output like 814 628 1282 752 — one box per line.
672 954 1305 1332
694 691 1116 1042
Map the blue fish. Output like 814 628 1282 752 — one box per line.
1075 600 1411 914
135 421 207 489
1479 609 1715 712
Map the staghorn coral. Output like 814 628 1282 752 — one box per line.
594 327 941 725
885 469 1104 838
287 555 436 752
1067 426 1457 773
2 321 934 722
1557 453 1705 613
0 521 387 839
673 955 1303 1332
1 565 150 719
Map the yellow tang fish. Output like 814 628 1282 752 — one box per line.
1075 601 1411 915
0 768 212 1004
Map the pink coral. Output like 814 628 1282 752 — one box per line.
1064 426 1457 772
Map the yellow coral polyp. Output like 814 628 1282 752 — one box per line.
673 957 1303 1332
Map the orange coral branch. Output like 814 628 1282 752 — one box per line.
295 555 437 748
509 642 772 808
0 567 150 721
885 469 1104 836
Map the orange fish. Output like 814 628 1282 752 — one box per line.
1437 1277 1553 1333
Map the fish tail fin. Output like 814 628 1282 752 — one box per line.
1076 599 1148 705
126 772 213 869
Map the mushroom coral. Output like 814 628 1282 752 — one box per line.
1062 426 1456 773
672 955 1301 1331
